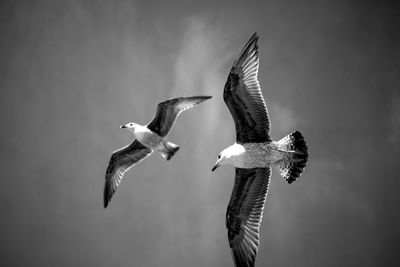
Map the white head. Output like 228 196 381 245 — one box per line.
120 122 139 134
211 144 244 172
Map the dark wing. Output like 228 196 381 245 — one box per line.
104 140 152 208
147 96 212 137
223 32 271 143
226 167 271 267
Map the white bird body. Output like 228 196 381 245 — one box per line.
103 96 212 208
212 33 308 267
125 123 165 150
221 142 287 169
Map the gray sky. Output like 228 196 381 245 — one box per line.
1 1 399 266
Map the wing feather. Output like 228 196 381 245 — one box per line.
147 96 212 137
226 167 271 267
223 33 271 143
104 140 152 208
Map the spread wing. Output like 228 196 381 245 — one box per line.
223 33 271 143
104 140 153 208
147 96 212 137
226 167 271 267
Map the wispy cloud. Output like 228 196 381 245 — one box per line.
269 102 298 137
149 16 234 265
171 16 233 137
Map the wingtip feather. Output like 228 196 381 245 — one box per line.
188 95 213 102
250 32 258 41
232 32 259 72
103 183 111 208
194 95 212 103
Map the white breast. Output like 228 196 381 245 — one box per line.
134 126 163 148
232 142 279 168
226 143 248 168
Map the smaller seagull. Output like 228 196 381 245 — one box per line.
104 96 212 208
212 33 308 267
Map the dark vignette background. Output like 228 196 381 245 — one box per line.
1 1 399 266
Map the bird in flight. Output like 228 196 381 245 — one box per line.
104 96 212 208
212 33 308 267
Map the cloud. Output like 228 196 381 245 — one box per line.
268 102 298 137
171 16 234 138
148 16 235 265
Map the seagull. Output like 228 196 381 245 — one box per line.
212 33 308 267
104 96 212 208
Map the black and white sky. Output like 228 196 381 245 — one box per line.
1 1 399 266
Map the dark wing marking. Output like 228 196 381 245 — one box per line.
223 32 271 143
147 96 212 137
104 140 152 208
226 167 271 267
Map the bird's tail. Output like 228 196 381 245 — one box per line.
159 141 180 161
273 131 308 184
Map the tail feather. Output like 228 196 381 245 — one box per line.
160 142 180 161
274 131 308 184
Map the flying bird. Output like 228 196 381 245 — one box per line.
104 96 212 208
212 33 308 267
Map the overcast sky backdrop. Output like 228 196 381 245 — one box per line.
1 1 399 266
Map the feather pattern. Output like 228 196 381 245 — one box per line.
104 140 152 207
103 96 211 208
226 167 271 267
223 32 271 143
147 96 212 137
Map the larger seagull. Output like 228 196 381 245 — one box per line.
104 96 211 208
212 33 308 267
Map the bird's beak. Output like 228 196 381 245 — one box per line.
120 125 127 129
211 161 221 172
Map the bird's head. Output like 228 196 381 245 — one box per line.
212 144 245 172
212 149 232 172
120 122 138 134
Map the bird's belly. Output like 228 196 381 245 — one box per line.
236 143 282 168
238 153 272 168
136 130 163 149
